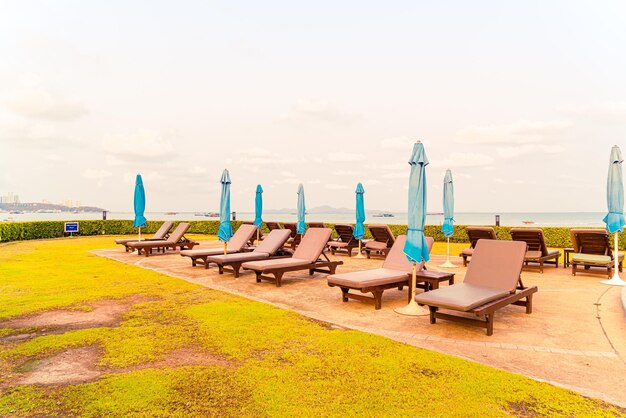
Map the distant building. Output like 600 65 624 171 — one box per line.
63 199 81 208
0 192 20 204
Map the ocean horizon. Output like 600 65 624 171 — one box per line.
1 210 608 227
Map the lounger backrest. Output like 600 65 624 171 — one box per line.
570 229 610 256
383 235 434 272
266 222 281 231
368 224 395 247
464 239 527 292
292 228 333 263
466 227 497 248
308 222 326 228
510 228 548 255
334 224 355 243
282 222 298 238
165 223 191 243
253 229 291 254
153 221 174 239
227 224 257 251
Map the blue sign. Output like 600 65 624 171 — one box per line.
64 222 79 233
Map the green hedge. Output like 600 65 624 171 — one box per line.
0 220 621 249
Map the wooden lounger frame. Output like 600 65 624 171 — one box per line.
214 250 292 278
510 228 560 273
250 253 343 287
364 225 395 259
136 236 197 257
570 230 623 279
327 224 359 257
427 279 537 336
329 278 409 310
461 227 497 266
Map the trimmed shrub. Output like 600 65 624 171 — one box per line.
0 220 620 249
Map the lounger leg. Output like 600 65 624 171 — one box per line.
309 269 314 276
486 314 494 336
340 288 349 302
539 261 543 274
347 248 352 257
275 272 283 287
204 258 210 269
526 294 533 314
366 250 371 259
191 259 196 267
255 272 262 283
218 266 224 275
329 265 338 274
233 263 241 278
372 290 383 310
330 247 335 255
429 306 437 324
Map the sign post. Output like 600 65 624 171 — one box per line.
64 222 79 238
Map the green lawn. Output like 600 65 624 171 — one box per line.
0 236 623 417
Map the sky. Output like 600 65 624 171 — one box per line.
1 1 626 213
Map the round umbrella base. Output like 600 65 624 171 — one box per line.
394 301 430 316
353 252 366 259
600 276 626 286
437 261 457 268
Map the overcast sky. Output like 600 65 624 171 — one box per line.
2 1 626 213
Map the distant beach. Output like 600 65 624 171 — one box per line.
1 211 606 227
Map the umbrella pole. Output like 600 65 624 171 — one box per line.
224 241 228 255
394 263 430 316
601 231 626 286
438 236 456 268
256 229 260 244
138 227 141 242
354 239 366 258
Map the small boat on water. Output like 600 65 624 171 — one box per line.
522 220 535 225
165 211 177 215
194 212 219 217
373 213 394 218
9 210 24 215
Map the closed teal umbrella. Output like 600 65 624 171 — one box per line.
133 174 147 240
296 184 306 234
602 145 626 286
353 183 366 258
439 169 456 268
396 141 430 316
217 169 233 254
253 184 263 243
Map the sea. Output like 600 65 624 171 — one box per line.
0 211 608 227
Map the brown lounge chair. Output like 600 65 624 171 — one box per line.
327 235 434 310
241 228 343 287
242 220 263 244
179 224 257 268
415 239 537 336
127 223 198 256
570 229 624 279
327 224 360 257
204 229 292 277
510 228 560 273
283 222 325 248
114 221 174 252
364 224 395 259
460 226 497 266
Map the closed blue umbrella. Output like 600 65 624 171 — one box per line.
296 184 306 234
254 184 263 243
353 183 366 258
602 145 626 286
396 141 430 316
133 174 147 240
217 169 233 254
439 169 456 268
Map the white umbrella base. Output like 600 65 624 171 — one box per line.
394 301 430 316
600 276 626 286
438 260 457 268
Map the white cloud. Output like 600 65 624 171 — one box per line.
327 152 365 162
497 144 565 158
325 183 350 190
277 97 356 125
187 166 207 175
455 120 572 144
430 152 494 168
559 101 626 123
83 169 113 187
103 130 175 165
6 88 87 121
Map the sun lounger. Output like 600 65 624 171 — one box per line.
570 229 624 279
460 226 497 266
510 228 560 273
242 220 263 244
327 235 434 309
241 228 343 287
204 229 292 277
179 224 257 268
415 239 537 336
364 224 395 259
282 222 325 249
115 221 174 252
327 224 360 257
127 223 198 257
